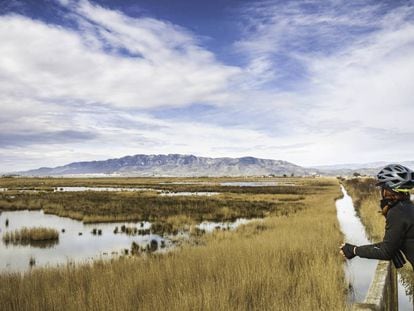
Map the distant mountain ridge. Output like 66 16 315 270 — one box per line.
312 161 414 176
312 161 414 170
19 154 317 177
17 154 414 177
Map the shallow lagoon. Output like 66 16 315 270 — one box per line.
0 209 253 273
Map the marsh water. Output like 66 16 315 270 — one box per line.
159 181 295 187
52 187 219 196
0 209 253 273
53 187 158 192
159 191 219 196
220 181 295 186
336 185 411 309
0 210 163 273
196 218 258 232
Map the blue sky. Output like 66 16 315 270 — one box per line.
1 0 414 172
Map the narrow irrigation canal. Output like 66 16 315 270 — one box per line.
336 185 412 310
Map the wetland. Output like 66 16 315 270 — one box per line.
0 176 348 310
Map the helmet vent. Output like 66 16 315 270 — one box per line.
376 164 414 189
397 173 407 179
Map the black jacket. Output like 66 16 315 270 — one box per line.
356 199 414 267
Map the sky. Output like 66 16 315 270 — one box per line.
1 0 414 172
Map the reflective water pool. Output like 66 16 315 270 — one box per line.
159 192 219 196
220 181 281 186
219 181 297 187
196 218 258 232
0 210 167 273
0 210 252 273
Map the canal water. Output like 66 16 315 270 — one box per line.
336 185 378 302
336 185 412 309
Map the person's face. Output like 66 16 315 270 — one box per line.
380 187 392 199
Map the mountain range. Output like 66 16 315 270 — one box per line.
16 154 413 177
18 154 316 177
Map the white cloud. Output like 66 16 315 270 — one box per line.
0 2 240 110
0 0 243 171
232 0 414 166
1 0 414 172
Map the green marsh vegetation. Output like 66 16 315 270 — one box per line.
0 177 348 310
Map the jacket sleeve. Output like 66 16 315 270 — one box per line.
356 208 405 260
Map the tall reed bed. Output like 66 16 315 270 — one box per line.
3 227 59 246
0 190 306 225
0 178 347 310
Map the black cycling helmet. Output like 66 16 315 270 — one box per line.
376 164 414 190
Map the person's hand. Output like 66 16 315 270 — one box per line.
339 243 357 259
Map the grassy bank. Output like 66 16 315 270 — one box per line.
3 227 59 246
0 178 347 311
342 178 414 297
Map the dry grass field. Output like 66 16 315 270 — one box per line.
0 177 348 311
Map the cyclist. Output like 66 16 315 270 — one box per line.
340 164 414 267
